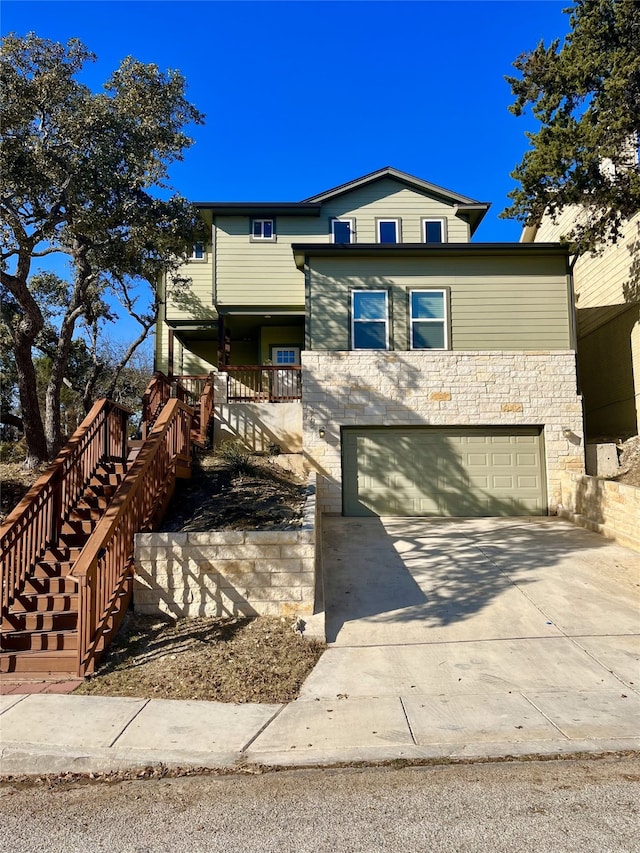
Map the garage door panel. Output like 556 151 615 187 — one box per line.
343 428 546 517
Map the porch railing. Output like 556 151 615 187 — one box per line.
142 372 215 445
141 372 193 438
0 399 130 619
226 365 302 403
71 398 192 676
172 374 211 399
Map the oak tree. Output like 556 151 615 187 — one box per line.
0 33 206 467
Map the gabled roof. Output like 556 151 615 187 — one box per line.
194 167 491 234
302 166 491 234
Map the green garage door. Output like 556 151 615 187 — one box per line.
342 427 546 517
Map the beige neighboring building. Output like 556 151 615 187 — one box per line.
522 209 640 439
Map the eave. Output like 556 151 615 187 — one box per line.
292 242 569 271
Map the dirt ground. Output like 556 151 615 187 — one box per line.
161 452 307 531
75 612 324 703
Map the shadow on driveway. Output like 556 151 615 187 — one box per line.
322 517 617 645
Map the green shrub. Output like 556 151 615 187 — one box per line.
217 439 254 475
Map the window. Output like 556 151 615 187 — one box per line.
251 219 276 241
410 290 448 349
190 242 206 261
422 219 446 243
352 290 389 350
272 347 300 365
331 218 355 243
377 218 400 244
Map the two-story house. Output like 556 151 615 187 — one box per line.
156 167 584 518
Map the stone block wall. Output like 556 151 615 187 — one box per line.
301 351 585 514
133 475 318 619
559 472 640 551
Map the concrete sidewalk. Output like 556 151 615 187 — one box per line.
2 682 640 774
1 518 639 774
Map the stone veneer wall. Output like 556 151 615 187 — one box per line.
301 351 585 515
559 472 640 551
133 474 318 619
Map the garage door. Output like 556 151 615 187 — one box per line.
342 427 546 517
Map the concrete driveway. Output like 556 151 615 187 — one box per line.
301 517 640 703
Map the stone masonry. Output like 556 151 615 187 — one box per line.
559 472 640 551
133 475 318 619
301 351 585 514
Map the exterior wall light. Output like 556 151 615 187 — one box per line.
319 428 326 438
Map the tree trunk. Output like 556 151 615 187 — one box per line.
44 302 83 456
14 330 48 469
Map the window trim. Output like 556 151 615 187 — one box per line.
421 217 447 244
351 289 390 350
331 217 356 244
375 217 402 244
189 242 207 262
250 218 277 242
409 288 450 350
270 345 301 366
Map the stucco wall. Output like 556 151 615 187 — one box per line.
212 370 302 452
301 350 584 515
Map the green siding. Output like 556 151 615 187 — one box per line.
308 255 572 351
213 178 472 307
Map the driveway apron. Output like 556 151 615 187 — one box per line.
300 517 640 700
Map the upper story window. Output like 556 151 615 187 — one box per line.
190 242 206 261
410 289 448 349
331 218 355 244
351 290 389 350
377 218 401 244
422 218 446 243
251 219 276 242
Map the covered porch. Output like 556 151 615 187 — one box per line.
163 310 305 403
160 311 305 453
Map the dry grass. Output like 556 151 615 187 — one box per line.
0 462 40 524
74 613 325 703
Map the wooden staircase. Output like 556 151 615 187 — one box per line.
1 378 214 681
1 461 127 678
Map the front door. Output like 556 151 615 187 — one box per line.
271 347 301 399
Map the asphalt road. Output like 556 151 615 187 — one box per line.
1 756 639 852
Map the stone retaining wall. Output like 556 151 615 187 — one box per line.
133 474 318 618
302 351 585 514
559 472 640 551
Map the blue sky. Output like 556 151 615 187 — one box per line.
3 0 571 344
3 0 572 239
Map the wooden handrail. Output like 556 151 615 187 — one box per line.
172 374 210 398
141 372 199 438
71 398 192 676
195 372 215 444
0 399 130 618
225 365 302 402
